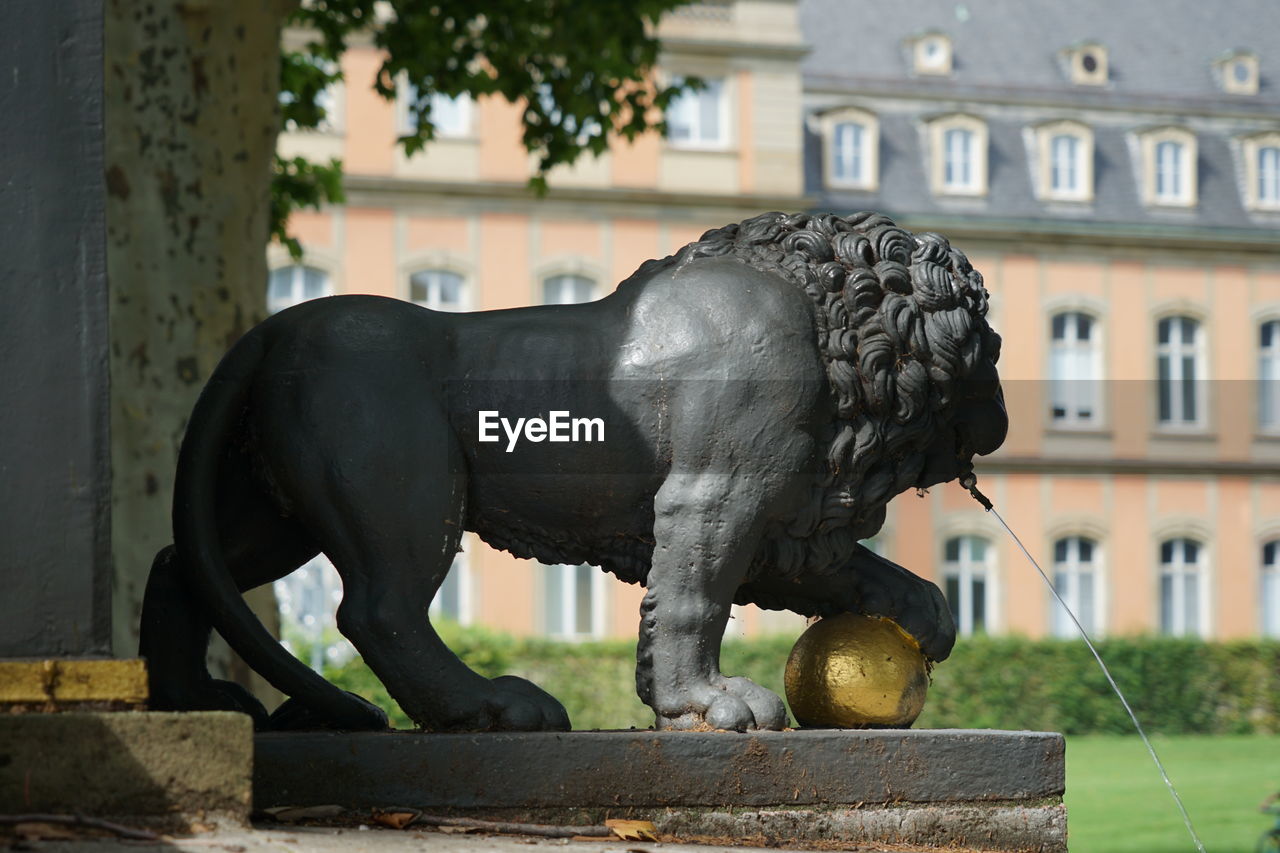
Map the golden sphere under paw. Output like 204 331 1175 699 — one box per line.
784 613 930 729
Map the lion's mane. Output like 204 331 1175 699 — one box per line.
631 211 1002 580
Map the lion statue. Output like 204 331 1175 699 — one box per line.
139 210 1006 733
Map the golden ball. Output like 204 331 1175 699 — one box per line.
784 613 930 729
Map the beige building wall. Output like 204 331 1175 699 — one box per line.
272 1 1280 645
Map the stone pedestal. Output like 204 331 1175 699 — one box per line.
254 728 1066 852
0 712 253 829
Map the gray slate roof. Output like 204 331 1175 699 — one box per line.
799 0 1280 238
801 0 1280 104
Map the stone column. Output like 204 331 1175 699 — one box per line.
0 0 112 659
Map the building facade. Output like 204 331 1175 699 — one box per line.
274 0 1280 645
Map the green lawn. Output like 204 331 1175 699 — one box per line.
1066 734 1279 853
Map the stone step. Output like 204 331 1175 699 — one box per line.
254 728 1065 852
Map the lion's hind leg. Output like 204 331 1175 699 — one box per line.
274 395 569 732
140 545 270 723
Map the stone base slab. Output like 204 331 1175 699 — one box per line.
0 711 251 828
254 729 1065 851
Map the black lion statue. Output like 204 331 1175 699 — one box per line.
140 211 1006 733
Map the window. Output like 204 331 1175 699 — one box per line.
1050 311 1100 425
1216 51 1259 95
1034 121 1093 201
430 553 471 625
1156 316 1204 427
666 78 726 148
945 128 975 190
943 535 991 636
1155 141 1184 201
1063 43 1108 86
1260 321 1280 431
821 108 879 191
1140 128 1196 206
1050 135 1080 194
1242 134 1280 211
542 273 596 305
833 122 866 184
910 32 952 76
410 269 466 311
268 265 331 314
1051 536 1098 637
280 56 341 132
1263 541 1280 638
1260 147 1280 207
543 563 605 638
1159 538 1203 636
428 93 473 137
400 81 473 137
929 115 987 196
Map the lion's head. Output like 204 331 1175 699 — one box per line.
666 211 1006 579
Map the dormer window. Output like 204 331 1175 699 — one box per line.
819 107 880 191
1216 50 1259 95
928 114 987 196
1242 132 1280 211
1063 42 1108 86
1139 127 1197 207
909 32 952 76
1033 120 1094 202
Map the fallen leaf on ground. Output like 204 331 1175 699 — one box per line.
604 820 657 841
372 811 418 830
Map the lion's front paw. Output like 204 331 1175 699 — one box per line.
655 677 788 732
427 675 570 732
854 567 957 662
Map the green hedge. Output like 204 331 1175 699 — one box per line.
316 626 1280 735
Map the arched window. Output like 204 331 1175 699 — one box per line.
1263 541 1280 638
1156 316 1204 427
1050 311 1100 425
542 273 596 305
543 563 606 638
1142 128 1196 206
1051 536 1098 637
943 535 991 636
821 109 880 191
268 265 330 314
1159 537 1203 636
929 114 986 196
1259 320 1280 431
410 269 466 311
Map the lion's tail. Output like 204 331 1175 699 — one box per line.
172 322 374 727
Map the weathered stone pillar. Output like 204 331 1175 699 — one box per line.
0 3 252 827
